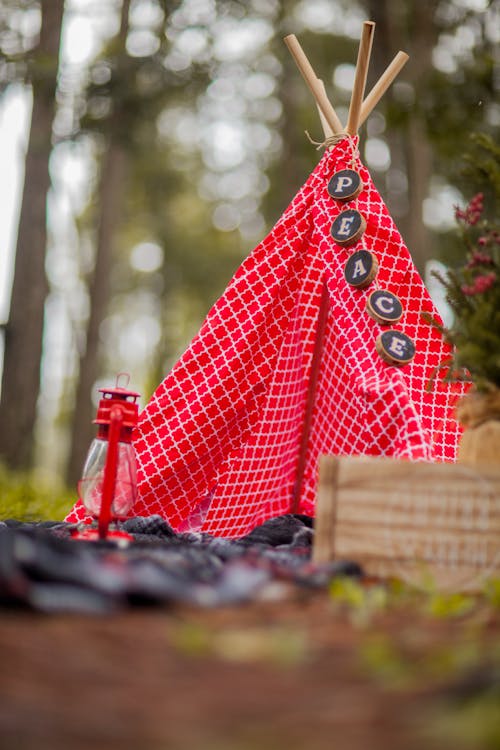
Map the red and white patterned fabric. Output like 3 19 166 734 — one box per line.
67 137 464 536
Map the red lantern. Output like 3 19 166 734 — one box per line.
71 375 140 544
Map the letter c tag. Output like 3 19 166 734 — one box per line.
366 290 403 324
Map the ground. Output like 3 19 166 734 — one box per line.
0 582 499 750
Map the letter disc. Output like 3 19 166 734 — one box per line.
344 249 378 288
366 290 403 324
327 169 363 202
375 330 415 366
331 209 366 246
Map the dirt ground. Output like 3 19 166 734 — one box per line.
0 589 498 750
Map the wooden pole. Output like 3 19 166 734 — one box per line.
358 51 409 127
346 21 375 135
292 280 330 514
284 34 343 135
291 86 332 515
315 79 335 139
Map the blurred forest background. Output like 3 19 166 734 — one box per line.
0 0 498 496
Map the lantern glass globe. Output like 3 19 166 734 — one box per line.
78 438 137 518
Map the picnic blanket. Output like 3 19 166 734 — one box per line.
0 515 360 614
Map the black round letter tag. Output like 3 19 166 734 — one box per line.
366 290 403 325
328 169 363 202
331 209 366 246
344 249 378 288
376 330 415 366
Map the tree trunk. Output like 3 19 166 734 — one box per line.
366 0 439 275
402 117 433 275
0 0 64 469
65 146 128 485
65 0 131 486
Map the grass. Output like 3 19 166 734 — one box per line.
0 463 75 521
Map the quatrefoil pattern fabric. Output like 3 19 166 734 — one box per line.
67 138 465 536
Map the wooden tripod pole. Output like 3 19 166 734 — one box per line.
315 79 335 138
291 74 336 513
284 34 343 134
292 279 330 513
358 50 409 127
346 21 375 134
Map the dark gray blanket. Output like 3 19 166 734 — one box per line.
0 514 361 614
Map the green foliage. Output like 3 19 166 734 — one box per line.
170 621 212 657
329 577 389 627
426 685 500 750
171 621 308 666
462 133 500 210
359 635 415 688
426 135 500 391
329 576 483 625
483 578 500 610
0 463 74 521
425 591 476 619
0 0 40 93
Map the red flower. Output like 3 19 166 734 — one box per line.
455 192 484 226
461 271 496 296
466 249 495 268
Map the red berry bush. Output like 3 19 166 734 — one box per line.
428 184 500 392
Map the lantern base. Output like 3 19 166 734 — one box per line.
70 522 134 547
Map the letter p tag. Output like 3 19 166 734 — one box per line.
327 169 363 202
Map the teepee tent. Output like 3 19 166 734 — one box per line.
67 24 465 537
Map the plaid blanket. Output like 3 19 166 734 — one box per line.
0 515 360 614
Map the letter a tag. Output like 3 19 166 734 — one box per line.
344 249 378 288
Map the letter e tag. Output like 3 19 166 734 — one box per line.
376 330 415 366
331 209 366 246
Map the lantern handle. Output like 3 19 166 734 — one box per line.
115 372 131 389
98 405 124 540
